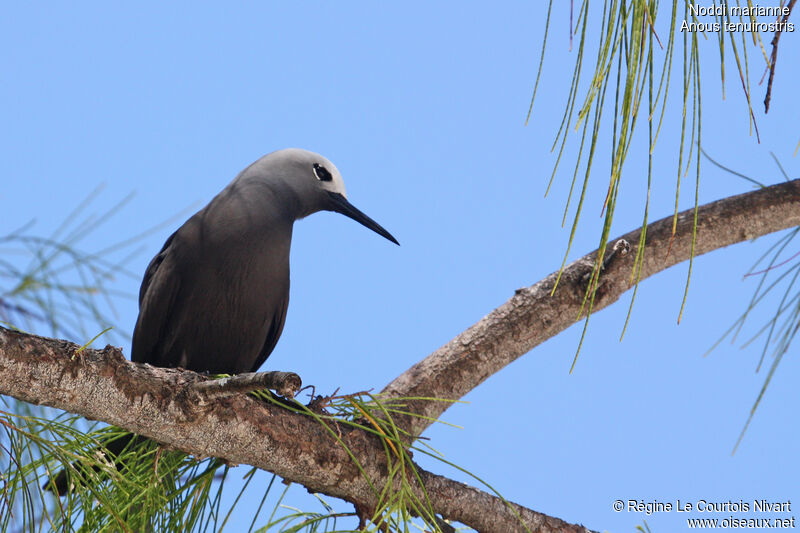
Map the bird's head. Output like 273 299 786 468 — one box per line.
255 148 399 245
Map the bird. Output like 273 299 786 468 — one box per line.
47 148 398 495
132 147 398 373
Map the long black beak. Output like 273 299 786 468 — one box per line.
326 191 399 245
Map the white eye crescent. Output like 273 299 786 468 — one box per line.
313 163 333 182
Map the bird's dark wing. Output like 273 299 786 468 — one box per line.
250 292 289 372
131 231 180 365
138 231 177 306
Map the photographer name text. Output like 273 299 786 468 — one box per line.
625 499 791 515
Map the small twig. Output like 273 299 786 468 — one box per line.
764 0 797 113
192 371 302 399
306 394 334 414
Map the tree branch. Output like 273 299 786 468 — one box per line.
381 179 800 439
0 328 592 533
764 0 797 113
2 180 798 532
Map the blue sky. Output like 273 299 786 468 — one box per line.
2 3 798 532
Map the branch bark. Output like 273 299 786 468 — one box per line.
0 328 591 533
381 179 800 439
2 179 798 532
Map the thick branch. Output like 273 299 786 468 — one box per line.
3 181 797 532
0 328 591 533
381 179 800 439
418 469 591 533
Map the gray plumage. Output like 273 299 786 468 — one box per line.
131 148 397 374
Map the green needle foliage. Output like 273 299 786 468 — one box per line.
1 195 133 344
2 409 251 532
249 390 507 533
0 185 185 345
528 0 766 370
701 152 798 453
1 390 509 532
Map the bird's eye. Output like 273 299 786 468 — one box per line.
313 163 333 182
